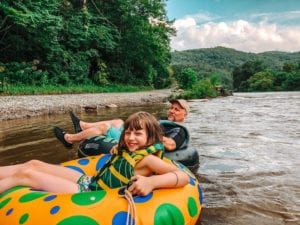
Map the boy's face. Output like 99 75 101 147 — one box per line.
167 102 187 122
124 128 147 152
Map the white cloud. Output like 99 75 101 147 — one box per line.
173 17 196 28
171 17 300 53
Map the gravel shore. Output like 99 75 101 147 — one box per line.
0 89 173 121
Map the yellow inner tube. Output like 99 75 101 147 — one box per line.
0 154 202 225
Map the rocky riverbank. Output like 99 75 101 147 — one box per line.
0 89 172 121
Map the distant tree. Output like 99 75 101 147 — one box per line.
283 62 297 73
278 62 300 91
175 68 198 89
247 71 274 91
232 60 266 91
209 72 226 87
273 71 289 90
282 72 300 91
181 78 218 99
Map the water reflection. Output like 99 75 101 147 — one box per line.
0 104 168 165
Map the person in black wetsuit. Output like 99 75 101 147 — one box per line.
54 99 190 152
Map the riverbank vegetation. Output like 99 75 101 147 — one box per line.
1 2 299 97
1 84 152 95
0 0 173 94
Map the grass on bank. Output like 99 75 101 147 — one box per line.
0 84 154 95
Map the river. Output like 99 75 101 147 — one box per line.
0 92 299 225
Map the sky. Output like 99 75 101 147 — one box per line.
166 0 300 53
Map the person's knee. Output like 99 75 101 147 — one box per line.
18 167 32 177
90 123 110 135
23 160 44 170
114 119 124 129
15 166 35 182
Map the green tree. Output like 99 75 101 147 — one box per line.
283 62 297 73
273 71 289 90
282 72 300 91
247 71 274 91
181 78 218 99
0 0 118 85
176 68 198 89
232 60 266 91
93 0 174 88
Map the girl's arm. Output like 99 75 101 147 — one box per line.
130 155 189 196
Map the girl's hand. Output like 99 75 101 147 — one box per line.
109 145 118 154
127 175 154 196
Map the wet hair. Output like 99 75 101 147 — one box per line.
118 111 163 150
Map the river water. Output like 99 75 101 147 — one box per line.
0 92 299 225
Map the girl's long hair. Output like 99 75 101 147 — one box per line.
118 111 163 150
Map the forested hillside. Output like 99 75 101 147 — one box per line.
171 47 300 91
171 47 300 72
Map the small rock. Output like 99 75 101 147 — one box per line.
82 105 97 112
106 104 118 108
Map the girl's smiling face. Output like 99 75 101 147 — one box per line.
117 111 163 151
124 128 147 152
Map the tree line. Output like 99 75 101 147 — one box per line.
1 1 299 97
171 47 300 94
233 60 300 92
0 0 173 89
